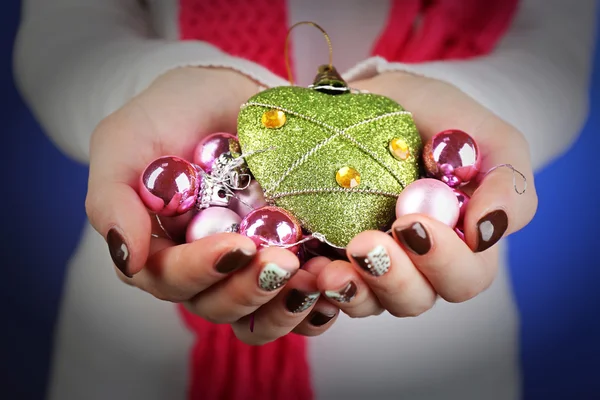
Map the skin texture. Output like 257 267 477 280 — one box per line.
87 67 537 345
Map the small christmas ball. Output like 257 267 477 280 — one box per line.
239 206 302 250
186 207 242 243
452 188 471 227
193 132 239 173
423 130 481 187
140 156 200 217
396 178 460 227
228 180 267 218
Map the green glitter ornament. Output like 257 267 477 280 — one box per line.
237 67 422 248
237 23 422 247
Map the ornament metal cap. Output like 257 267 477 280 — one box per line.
310 64 349 95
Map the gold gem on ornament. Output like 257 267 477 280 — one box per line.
261 109 287 129
389 138 410 160
336 167 361 188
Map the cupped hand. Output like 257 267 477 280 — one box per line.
86 67 338 344
318 71 538 318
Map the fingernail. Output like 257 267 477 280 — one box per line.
309 311 336 327
394 222 431 256
351 245 390 277
325 281 357 303
214 248 255 274
107 228 132 278
285 289 320 313
476 210 508 253
258 263 295 292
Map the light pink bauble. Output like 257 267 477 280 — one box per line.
139 156 200 217
239 206 302 251
193 132 238 173
186 207 242 243
228 180 267 218
396 178 460 227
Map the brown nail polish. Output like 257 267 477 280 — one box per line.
395 222 431 256
285 289 320 313
476 210 508 253
325 281 357 303
107 228 131 278
351 245 391 277
214 248 255 274
309 311 336 327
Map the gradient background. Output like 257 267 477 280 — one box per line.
1 2 598 399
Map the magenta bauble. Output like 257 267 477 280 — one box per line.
139 156 200 217
423 130 481 187
239 206 302 250
193 132 238 174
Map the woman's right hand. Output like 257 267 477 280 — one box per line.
86 67 339 345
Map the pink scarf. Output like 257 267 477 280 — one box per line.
178 1 519 398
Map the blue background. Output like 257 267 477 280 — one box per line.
1 2 598 399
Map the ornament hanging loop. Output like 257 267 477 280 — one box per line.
284 21 334 86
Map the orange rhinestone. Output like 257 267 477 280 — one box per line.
261 109 286 129
389 138 410 160
336 167 361 188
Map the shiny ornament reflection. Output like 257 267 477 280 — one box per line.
239 206 302 250
193 132 238 173
423 130 481 187
140 156 200 216
452 188 470 228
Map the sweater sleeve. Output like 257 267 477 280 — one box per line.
342 0 598 171
13 0 288 164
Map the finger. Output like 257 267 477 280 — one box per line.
86 180 152 278
184 247 300 324
345 231 437 317
464 118 538 252
301 256 332 276
392 214 497 303
292 298 340 337
231 270 320 345
317 260 384 318
128 233 257 302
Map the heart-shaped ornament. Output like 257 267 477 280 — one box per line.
237 83 422 248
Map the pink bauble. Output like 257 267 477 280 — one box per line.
396 178 460 227
193 132 238 173
228 180 267 218
423 130 481 187
452 188 471 228
140 156 200 217
239 206 302 250
186 207 242 243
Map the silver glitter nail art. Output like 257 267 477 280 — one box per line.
290 292 320 313
353 245 391 277
324 281 357 303
258 263 292 291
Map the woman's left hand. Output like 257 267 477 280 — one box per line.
317 72 538 318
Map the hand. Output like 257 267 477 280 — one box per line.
317 72 538 317
86 67 338 344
